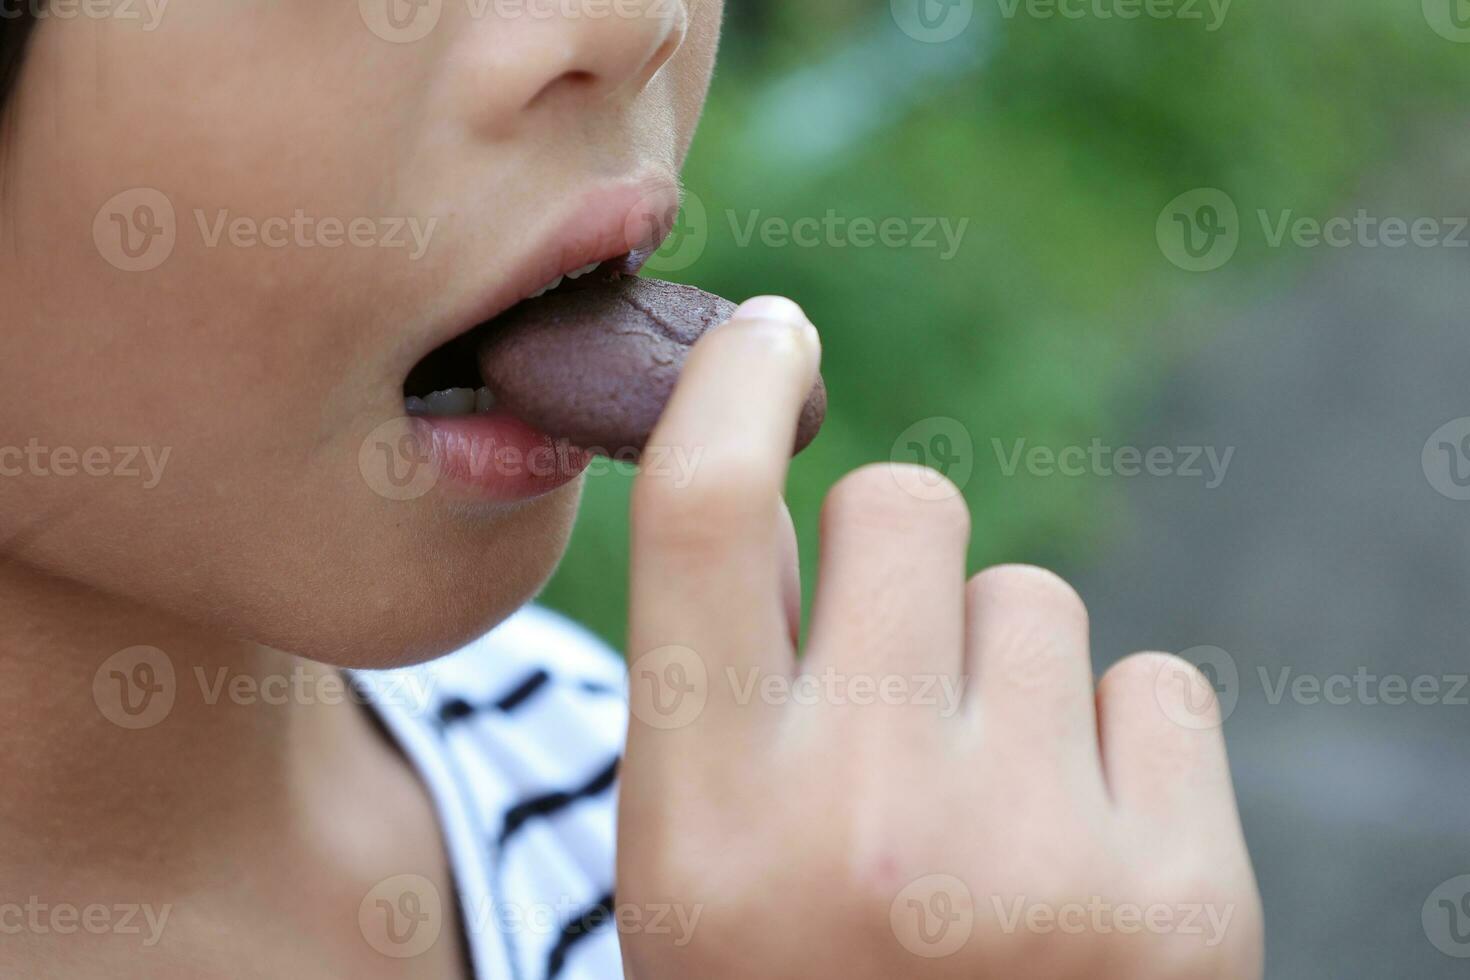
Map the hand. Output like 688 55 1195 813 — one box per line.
617 296 1263 980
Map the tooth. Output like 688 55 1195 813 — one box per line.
528 274 564 299
565 262 600 280
422 387 476 416
475 386 495 413
404 395 429 415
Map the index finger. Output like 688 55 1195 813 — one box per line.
628 296 820 699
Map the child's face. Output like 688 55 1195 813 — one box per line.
0 0 722 665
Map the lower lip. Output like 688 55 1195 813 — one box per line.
413 411 591 502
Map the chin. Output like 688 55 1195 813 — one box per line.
274 478 586 671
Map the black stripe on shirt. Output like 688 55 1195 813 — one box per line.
546 891 616 978
497 756 620 847
494 669 552 712
437 669 552 726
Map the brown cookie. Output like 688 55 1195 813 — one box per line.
477 276 827 459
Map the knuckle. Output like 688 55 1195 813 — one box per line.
1101 654 1229 755
968 564 1089 630
966 566 1091 697
1134 652 1223 723
1100 652 1181 700
824 463 971 535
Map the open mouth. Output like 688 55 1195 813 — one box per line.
372 174 691 502
385 237 825 503
400 256 626 417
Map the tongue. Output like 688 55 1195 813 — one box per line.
477 275 827 460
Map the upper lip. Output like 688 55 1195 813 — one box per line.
401 172 683 375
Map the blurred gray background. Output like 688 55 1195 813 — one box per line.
1074 132 1470 977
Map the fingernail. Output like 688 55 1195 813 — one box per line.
730 295 820 360
733 295 808 325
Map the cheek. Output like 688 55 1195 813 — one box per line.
0 1 701 660
1 9 445 407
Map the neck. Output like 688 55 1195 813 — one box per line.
0 559 384 888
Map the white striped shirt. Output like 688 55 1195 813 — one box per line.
350 606 628 980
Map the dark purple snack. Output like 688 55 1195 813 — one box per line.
477 276 827 459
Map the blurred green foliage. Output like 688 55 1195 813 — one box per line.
543 0 1470 648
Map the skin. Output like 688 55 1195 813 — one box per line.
619 298 1264 978
0 2 1263 978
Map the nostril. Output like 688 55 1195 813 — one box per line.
474 0 689 121
525 69 598 111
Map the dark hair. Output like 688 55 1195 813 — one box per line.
0 6 39 111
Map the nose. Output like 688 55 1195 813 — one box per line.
461 0 689 126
